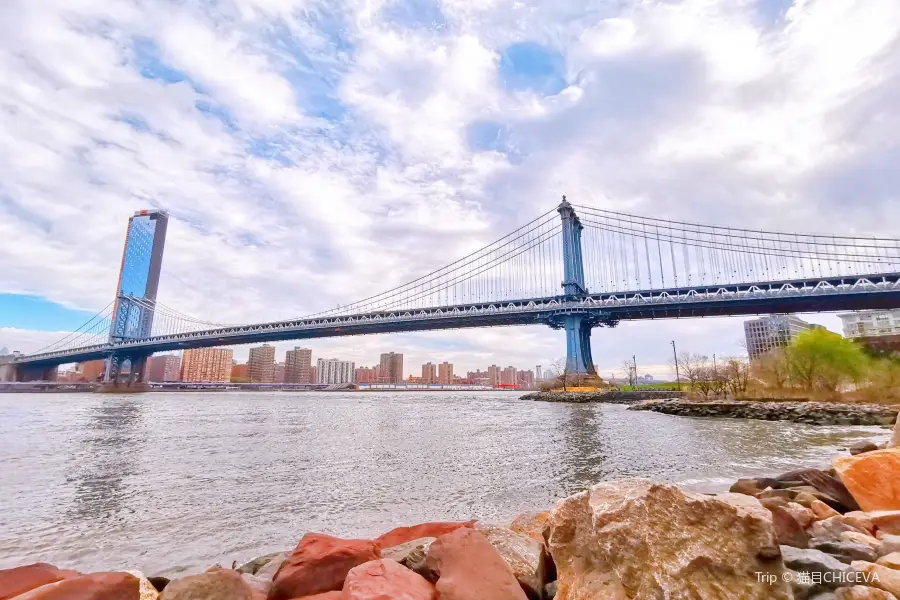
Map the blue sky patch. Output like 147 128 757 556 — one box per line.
131 37 189 84
499 42 567 95
0 294 97 332
467 121 511 153
755 0 794 26
381 0 445 30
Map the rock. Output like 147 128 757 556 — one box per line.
509 511 551 544
760 497 810 548
268 533 381 600
786 567 817 600
851 561 900 597
835 586 898 599
760 488 797 501
422 527 527 600
841 531 884 554
546 479 790 599
868 512 900 535
293 593 344 600
776 469 860 512
237 552 287 576
544 581 557 599
377 521 474 548
780 546 851 588
795 493 843 520
851 441 881 456
810 516 872 543
842 513 878 535
0 564 80 599
13 572 141 600
381 537 435 576
731 478 782 496
241 574 270 599
343 559 435 600
253 555 287 582
147 577 169 592
476 525 547 599
878 534 900 555
834 450 900 511
809 539 879 563
878 553 900 569
811 594 838 600
125 571 160 600
890 418 900 448
160 569 255 600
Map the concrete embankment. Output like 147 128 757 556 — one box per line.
521 390 685 404
630 398 899 426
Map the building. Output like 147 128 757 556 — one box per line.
839 310 900 338
517 369 535 389
317 358 355 384
75 360 107 382
437 362 453 385
285 347 312 383
147 354 181 382
743 315 823 359
501 366 518 386
181 348 233 382
487 365 502 387
355 366 376 384
535 365 542 381
248 344 276 383
110 209 169 341
309 366 317 383
466 370 491 386
231 363 248 381
379 352 404 384
274 363 285 384
422 362 436 384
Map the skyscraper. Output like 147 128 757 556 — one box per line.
181 348 233 382
317 358 355 384
438 362 453 385
147 354 181 382
743 315 823 359
379 352 404 384
422 362 436 384
110 209 169 341
285 347 312 383
248 344 276 383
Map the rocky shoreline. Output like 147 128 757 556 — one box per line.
3 423 900 599
521 390 685 404
630 399 900 426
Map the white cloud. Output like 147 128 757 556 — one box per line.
1 0 897 373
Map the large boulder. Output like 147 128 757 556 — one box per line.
476 524 548 599
851 441 881 456
759 497 811 548
780 546 852 585
377 521 474 548
730 478 782 496
878 553 900 569
343 559 435 600
868 512 900 535
509 511 551 544
0 564 79 599
835 586 898 599
268 533 381 600
850 562 900 597
776 469 860 512
422 527 527 600
810 516 872 543
237 553 288 576
13 572 142 600
879 534 900 555
834 450 900 511
161 569 256 600
809 539 879 563
381 538 435 576
546 479 790 599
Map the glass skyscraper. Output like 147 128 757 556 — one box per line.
110 209 169 340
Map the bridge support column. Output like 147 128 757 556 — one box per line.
558 196 587 297
563 314 596 375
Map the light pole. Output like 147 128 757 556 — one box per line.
671 340 681 390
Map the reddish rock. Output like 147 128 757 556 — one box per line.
13 572 140 600
294 594 344 600
834 450 900 511
0 564 79 600
268 533 380 600
759 497 810 548
376 521 475 549
423 527 527 600
344 559 435 600
161 568 254 600
509 511 551 544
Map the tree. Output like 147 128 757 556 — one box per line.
753 350 791 390
550 357 571 392
621 360 637 387
723 357 751 397
785 329 868 393
676 352 709 393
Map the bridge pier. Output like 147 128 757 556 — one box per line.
99 352 150 392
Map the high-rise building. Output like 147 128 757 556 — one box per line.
309 365 317 383
317 358 355 384
147 354 181 382
487 365 501 387
248 344 276 383
743 315 824 359
110 209 169 341
274 363 285 384
181 348 233 382
438 362 453 385
355 366 376 383
379 352 404 383
535 365 542 381
285 347 312 383
517 370 535 389
501 366 518 386
76 360 107 382
231 363 249 382
838 310 900 338
422 362 436 384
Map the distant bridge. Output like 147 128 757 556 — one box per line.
7 198 900 383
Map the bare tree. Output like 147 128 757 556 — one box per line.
677 352 709 394
621 360 637 387
550 357 570 392
723 357 751 397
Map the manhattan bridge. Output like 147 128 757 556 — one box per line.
6 198 900 384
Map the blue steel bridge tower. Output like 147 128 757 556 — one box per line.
106 209 169 383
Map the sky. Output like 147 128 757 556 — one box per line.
1 0 898 379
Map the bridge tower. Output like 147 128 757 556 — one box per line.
551 197 599 375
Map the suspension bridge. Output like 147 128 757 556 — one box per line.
5 197 900 384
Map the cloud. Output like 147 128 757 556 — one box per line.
1 0 897 374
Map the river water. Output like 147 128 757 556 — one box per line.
0 391 891 576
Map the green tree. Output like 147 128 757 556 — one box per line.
785 329 868 393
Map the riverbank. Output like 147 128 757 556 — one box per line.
3 421 900 599
631 398 900 426
521 390 685 403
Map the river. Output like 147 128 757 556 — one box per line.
0 391 891 577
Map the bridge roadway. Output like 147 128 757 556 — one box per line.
14 272 900 368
